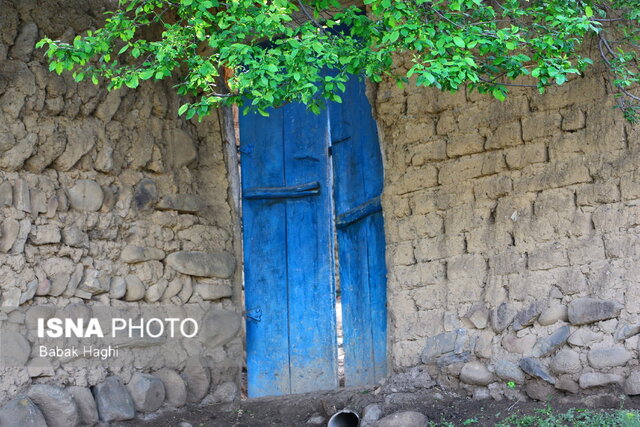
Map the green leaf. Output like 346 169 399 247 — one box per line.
453 37 465 48
585 6 593 18
178 103 189 116
492 87 506 101
125 75 139 88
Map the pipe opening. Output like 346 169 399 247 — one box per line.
327 409 360 427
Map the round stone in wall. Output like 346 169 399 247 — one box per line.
93 376 135 422
0 396 47 427
127 373 166 413
154 368 187 407
68 180 104 212
26 384 79 427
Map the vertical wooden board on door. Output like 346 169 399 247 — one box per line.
283 103 338 393
240 107 291 397
330 74 388 386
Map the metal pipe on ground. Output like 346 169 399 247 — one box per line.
327 409 360 427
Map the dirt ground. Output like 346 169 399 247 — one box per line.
118 384 640 427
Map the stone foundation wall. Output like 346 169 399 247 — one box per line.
376 55 640 399
0 1 243 423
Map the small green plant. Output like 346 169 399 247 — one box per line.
497 408 640 427
507 381 517 389
462 417 479 425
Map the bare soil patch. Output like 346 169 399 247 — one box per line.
119 386 640 426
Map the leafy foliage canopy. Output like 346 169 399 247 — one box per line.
37 0 640 121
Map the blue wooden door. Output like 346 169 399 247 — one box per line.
240 74 386 397
330 76 387 386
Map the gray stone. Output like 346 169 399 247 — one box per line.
27 384 79 427
555 376 580 394
166 251 236 278
166 129 197 168
0 134 37 170
491 302 515 332
68 386 99 427
513 302 542 331
421 331 458 363
375 411 428 427
195 283 232 301
161 276 184 301
36 279 51 296
20 280 38 304
11 218 31 254
568 298 623 325
200 309 242 348
0 396 47 427
10 22 38 60
133 178 157 211
78 270 110 295
624 370 640 395
519 358 555 384
212 382 237 403
502 334 536 354
68 180 104 212
156 194 204 213
615 323 640 341
30 190 47 217
109 277 127 299
120 245 165 263
587 346 632 369
525 380 555 401
579 373 624 389
307 415 325 425
145 279 168 303
1 287 21 312
362 404 383 426
14 179 30 212
494 360 525 384
538 304 568 326
95 90 122 122
473 388 491 400
0 331 30 367
46 197 59 218
459 361 494 386
568 328 603 347
92 376 135 422
182 357 211 403
127 373 166 413
436 351 470 367
550 349 581 374
154 368 187 407
63 264 84 297
532 325 570 357
124 275 146 301
53 119 98 171
462 303 489 329
0 218 20 252
62 226 89 247
0 180 12 206
30 224 61 245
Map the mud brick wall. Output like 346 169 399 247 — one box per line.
376 55 640 399
0 0 242 421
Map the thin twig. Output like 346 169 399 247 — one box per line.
297 0 325 32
